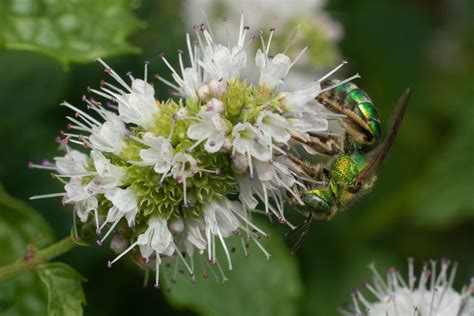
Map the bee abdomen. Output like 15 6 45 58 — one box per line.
318 80 382 151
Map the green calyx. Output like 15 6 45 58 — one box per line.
123 150 235 221
222 80 284 124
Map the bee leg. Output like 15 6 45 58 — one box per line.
318 96 376 148
286 153 327 180
290 213 313 254
291 133 344 156
339 112 375 147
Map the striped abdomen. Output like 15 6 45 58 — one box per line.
317 80 381 152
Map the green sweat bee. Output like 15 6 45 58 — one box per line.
287 80 411 253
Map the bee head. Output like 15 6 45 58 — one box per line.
302 189 332 217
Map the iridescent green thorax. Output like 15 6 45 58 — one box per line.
319 80 381 151
330 152 368 185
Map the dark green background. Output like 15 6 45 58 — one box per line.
0 0 473 315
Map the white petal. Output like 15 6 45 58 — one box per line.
258 53 291 88
237 177 259 209
91 151 124 187
64 177 89 202
105 188 138 216
75 197 98 222
187 122 214 140
184 220 206 254
285 82 321 110
89 121 125 154
55 150 89 175
204 132 226 153
257 111 291 143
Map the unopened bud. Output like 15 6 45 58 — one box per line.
168 217 184 234
207 98 224 113
197 84 210 102
209 79 227 98
176 107 188 118
110 234 129 254
232 152 249 174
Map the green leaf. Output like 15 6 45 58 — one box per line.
36 263 86 316
0 0 144 66
164 221 303 316
0 184 54 264
0 184 54 315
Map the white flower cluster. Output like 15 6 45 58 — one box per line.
30 13 351 287
340 259 474 316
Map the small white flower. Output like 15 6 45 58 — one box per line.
54 150 89 175
200 44 246 82
236 169 286 222
118 79 159 128
91 151 124 189
232 122 271 176
137 217 175 260
283 82 321 113
64 177 93 203
171 152 199 206
63 177 100 230
171 152 198 181
341 259 474 316
187 111 228 153
181 219 207 256
236 176 259 210
237 155 305 223
202 197 269 270
89 113 127 155
104 187 138 227
256 110 291 143
256 51 291 89
287 112 329 136
180 67 201 98
74 197 99 223
108 217 178 289
137 133 175 175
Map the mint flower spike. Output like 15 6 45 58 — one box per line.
29 12 356 286
340 259 474 316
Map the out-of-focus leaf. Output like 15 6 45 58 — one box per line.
413 106 474 226
0 51 66 126
36 263 86 316
0 0 144 66
0 184 54 315
0 184 54 263
164 222 302 316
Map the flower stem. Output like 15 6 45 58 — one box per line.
0 236 77 283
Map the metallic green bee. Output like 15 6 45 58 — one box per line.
288 81 411 252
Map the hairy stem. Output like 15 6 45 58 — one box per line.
0 236 77 283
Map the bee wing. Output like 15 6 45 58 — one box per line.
353 88 412 191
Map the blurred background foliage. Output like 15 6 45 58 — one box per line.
0 0 473 315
